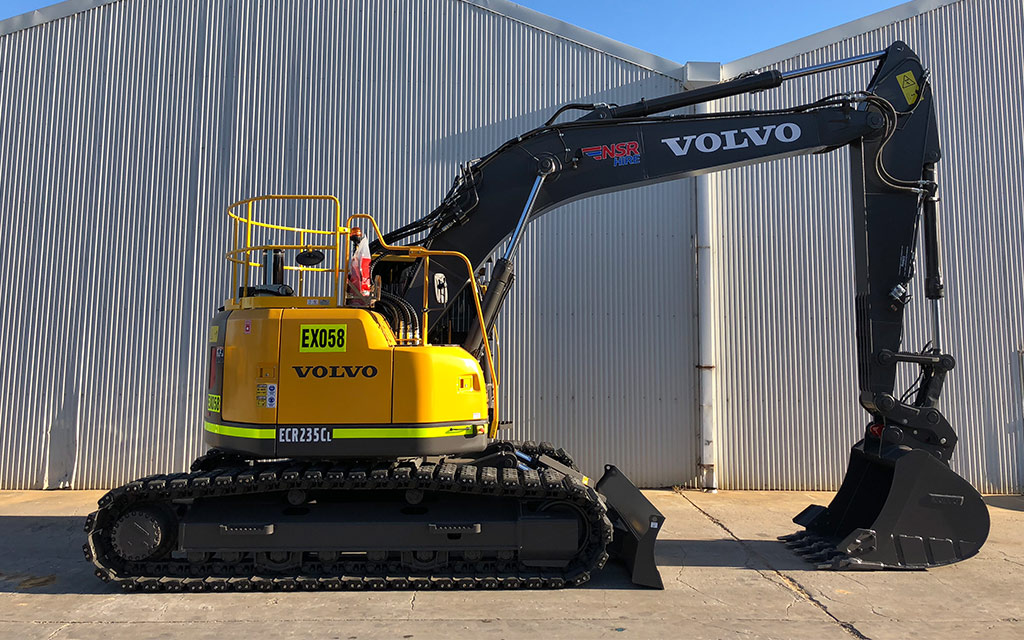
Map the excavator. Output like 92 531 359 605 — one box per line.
84 41 990 592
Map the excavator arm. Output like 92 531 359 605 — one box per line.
376 41 989 570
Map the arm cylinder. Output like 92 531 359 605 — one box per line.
581 70 783 120
922 163 944 300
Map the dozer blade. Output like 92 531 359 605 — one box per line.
596 465 665 588
784 444 989 569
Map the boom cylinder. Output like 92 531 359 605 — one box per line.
463 258 514 356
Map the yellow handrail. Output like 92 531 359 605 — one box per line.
346 213 500 438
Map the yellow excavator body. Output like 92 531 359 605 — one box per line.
205 304 490 458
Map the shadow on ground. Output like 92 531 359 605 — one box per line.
0 515 107 595
985 495 1024 512
652 538 818 571
0 515 822 595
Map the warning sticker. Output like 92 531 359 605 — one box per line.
207 394 221 413
256 384 277 409
299 324 347 353
208 325 219 343
897 70 919 107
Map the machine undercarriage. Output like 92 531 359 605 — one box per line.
85 442 664 591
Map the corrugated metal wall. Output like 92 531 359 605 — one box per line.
709 0 1024 492
0 0 697 489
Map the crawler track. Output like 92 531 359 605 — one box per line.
84 442 613 592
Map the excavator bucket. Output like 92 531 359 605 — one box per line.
783 446 990 569
596 465 665 588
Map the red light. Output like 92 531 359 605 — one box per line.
209 347 218 390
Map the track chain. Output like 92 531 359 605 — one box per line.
84 443 611 592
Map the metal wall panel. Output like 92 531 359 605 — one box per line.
0 0 697 489
708 0 1024 491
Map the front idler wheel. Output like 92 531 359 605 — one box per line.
110 507 173 562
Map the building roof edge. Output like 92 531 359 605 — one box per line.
460 0 688 80
723 0 961 76
0 0 117 37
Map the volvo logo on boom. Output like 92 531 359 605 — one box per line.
293 365 378 379
661 123 802 157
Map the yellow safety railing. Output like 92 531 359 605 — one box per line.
345 213 500 437
226 195 346 305
223 196 500 437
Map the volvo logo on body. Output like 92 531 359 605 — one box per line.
661 123 802 157
293 365 378 379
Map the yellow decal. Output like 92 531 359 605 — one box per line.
897 71 919 106
207 394 221 413
208 325 219 343
582 476 590 486
299 324 347 353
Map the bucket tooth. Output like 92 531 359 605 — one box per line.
796 542 832 556
788 537 824 551
805 547 844 563
777 531 810 543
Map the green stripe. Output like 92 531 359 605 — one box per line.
205 421 276 439
204 422 480 440
332 425 479 439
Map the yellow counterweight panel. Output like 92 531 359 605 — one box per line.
392 346 489 424
221 309 283 424
277 308 395 424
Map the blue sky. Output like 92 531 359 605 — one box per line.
0 0 908 62
514 1 907 62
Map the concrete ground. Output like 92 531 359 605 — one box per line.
0 489 1020 640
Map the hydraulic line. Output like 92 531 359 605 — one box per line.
372 297 403 338
382 291 419 340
